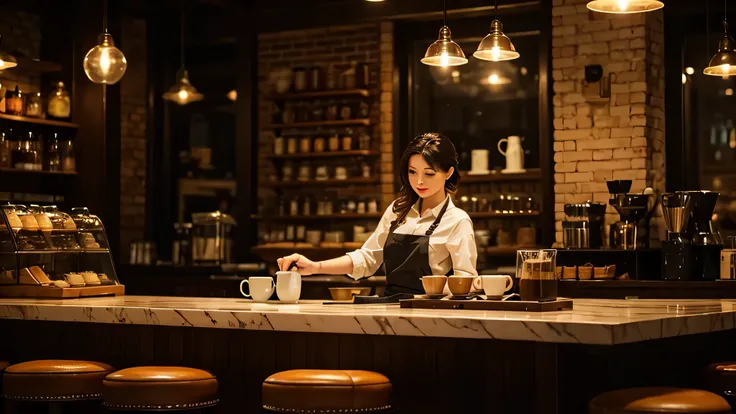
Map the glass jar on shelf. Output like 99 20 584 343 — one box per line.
25 92 42 118
313 136 326 152
47 82 71 120
60 139 76 172
0 130 10 168
358 130 371 151
5 86 22 116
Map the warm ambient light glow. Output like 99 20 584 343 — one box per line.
84 34 127 84
682 74 687 84
0 35 17 70
685 67 695 75
162 68 204 105
586 0 664 14
489 74 501 84
227 89 237 101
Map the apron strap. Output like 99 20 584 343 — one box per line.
425 198 450 236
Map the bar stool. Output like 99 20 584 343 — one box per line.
589 387 731 413
706 362 736 406
262 369 392 413
0 361 8 414
102 366 218 412
2 359 114 413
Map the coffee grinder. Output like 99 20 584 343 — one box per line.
608 181 655 249
684 191 723 280
562 202 606 249
661 192 693 280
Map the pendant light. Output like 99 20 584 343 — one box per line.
586 0 664 14
704 0 736 76
421 0 467 67
83 0 127 84
0 35 17 70
474 0 520 62
163 11 204 105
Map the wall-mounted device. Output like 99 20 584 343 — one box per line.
582 64 610 99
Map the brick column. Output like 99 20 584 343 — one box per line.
379 22 395 208
551 2 665 246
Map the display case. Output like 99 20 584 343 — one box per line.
0 204 123 298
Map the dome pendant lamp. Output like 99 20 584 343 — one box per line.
163 11 204 105
83 0 127 84
586 0 664 14
704 0 736 76
421 0 468 67
474 0 520 62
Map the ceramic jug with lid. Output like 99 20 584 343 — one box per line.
497 135 526 173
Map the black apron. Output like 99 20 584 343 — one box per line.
383 199 450 295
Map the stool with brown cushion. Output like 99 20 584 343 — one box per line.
2 360 113 414
262 369 391 413
706 362 736 406
102 366 218 411
589 387 731 413
0 361 7 414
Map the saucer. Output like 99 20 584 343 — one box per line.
484 295 503 301
501 168 527 174
424 294 447 299
467 170 492 176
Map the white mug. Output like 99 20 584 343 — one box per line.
240 277 275 302
481 275 514 297
497 135 525 173
276 271 302 303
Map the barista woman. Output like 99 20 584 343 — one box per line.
277 132 478 295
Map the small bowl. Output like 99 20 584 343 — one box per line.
421 275 448 295
329 287 371 301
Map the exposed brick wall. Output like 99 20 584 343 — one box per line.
551 1 665 246
257 23 392 243
119 17 147 263
0 9 41 96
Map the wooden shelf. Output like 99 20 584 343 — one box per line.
269 150 379 160
469 211 539 219
265 119 371 129
9 56 62 73
264 177 379 188
0 167 77 176
0 113 77 128
485 246 542 256
266 89 370 100
460 168 541 183
258 213 382 222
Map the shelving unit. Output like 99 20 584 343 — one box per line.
265 119 371 129
257 213 382 222
0 113 78 128
469 211 539 219
269 150 379 160
0 168 77 176
460 168 541 183
264 177 379 188
266 89 370 100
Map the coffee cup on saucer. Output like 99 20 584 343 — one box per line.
420 275 448 297
481 275 513 299
447 275 475 297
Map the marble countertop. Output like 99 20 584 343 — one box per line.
0 296 734 345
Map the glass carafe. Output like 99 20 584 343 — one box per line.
516 249 557 302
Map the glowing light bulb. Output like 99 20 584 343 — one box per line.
178 89 189 101
722 64 731 74
0 59 5 68
83 33 127 84
491 46 501 61
488 73 501 85
685 67 695 75
617 0 629 11
682 73 687 84
440 52 449 67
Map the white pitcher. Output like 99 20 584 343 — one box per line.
497 135 526 173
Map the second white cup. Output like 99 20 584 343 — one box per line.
276 270 302 303
481 275 514 297
240 277 275 302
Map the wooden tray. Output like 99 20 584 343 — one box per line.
400 298 573 312
0 284 125 299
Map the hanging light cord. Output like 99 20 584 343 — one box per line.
102 0 108 33
495 0 498 20
443 0 447 27
180 11 185 68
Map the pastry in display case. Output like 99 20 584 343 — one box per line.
0 203 123 298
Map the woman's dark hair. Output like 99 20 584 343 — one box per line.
391 132 460 227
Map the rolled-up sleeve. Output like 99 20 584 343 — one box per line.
345 203 395 280
445 218 478 276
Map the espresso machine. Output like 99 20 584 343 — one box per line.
661 192 693 280
608 181 656 250
562 202 606 249
684 191 722 280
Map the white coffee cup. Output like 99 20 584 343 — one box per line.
481 275 514 297
240 277 275 302
276 270 302 303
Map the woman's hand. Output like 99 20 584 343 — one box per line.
277 253 320 275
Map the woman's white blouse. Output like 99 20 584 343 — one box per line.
346 196 478 279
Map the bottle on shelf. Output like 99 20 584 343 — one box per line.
47 82 71 120
60 139 76 172
47 132 61 172
0 130 10 168
6 86 22 116
25 92 42 118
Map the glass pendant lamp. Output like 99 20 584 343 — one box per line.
586 0 664 14
421 0 468 67
474 0 520 62
705 1 736 76
83 0 127 84
0 35 17 70
163 11 204 105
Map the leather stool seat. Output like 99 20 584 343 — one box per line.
590 387 731 414
262 369 391 413
706 362 736 397
2 359 113 401
102 366 218 411
0 361 8 372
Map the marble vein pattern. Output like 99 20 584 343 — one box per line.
0 296 734 345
